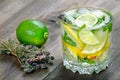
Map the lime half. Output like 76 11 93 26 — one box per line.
75 13 98 27
79 28 99 45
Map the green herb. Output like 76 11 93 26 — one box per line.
79 57 95 64
96 18 103 25
0 39 54 73
102 22 112 32
93 17 112 32
63 32 76 46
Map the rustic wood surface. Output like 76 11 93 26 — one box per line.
0 0 120 80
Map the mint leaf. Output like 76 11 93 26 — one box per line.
79 57 95 64
63 33 77 47
102 22 112 32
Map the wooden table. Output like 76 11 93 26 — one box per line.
0 0 120 80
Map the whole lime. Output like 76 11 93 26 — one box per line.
16 19 49 47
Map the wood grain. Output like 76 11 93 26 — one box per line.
0 0 120 80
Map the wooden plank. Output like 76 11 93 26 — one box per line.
43 63 115 80
0 0 35 26
0 0 64 80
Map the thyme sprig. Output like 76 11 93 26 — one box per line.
0 39 54 73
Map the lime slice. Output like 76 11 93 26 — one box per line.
82 29 108 54
75 13 98 27
79 28 99 45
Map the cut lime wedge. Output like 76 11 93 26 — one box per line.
75 13 98 27
79 28 99 45
82 29 108 54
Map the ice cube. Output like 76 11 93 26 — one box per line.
92 10 104 18
64 9 77 16
87 22 105 30
77 8 90 14
65 15 75 24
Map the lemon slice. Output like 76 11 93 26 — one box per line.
60 21 84 48
79 28 99 45
75 13 98 27
82 29 108 54
65 48 78 62
63 40 78 62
